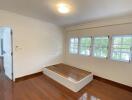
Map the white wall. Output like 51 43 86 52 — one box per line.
64 19 132 87
0 10 64 80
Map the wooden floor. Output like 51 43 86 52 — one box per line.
46 64 91 82
0 72 132 100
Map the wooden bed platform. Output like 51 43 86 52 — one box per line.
43 64 93 92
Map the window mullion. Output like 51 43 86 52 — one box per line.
108 35 112 59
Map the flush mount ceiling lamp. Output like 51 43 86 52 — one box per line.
57 2 71 14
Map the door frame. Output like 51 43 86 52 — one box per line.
11 29 14 81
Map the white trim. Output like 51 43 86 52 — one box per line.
65 17 132 32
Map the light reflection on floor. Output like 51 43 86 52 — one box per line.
79 92 100 100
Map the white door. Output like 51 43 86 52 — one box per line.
2 27 13 80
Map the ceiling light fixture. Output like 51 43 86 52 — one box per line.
57 3 70 14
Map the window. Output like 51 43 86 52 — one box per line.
111 35 132 62
93 36 109 58
79 37 91 56
69 37 79 54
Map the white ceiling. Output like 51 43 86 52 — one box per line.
0 0 132 27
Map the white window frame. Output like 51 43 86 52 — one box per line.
69 37 79 54
110 35 132 62
79 36 92 56
92 36 109 59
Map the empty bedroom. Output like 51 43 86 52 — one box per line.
0 0 132 100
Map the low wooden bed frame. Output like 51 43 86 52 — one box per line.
43 64 93 92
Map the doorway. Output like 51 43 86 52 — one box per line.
0 27 13 80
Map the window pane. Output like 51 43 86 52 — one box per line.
93 47 108 58
113 37 122 44
113 44 131 49
113 36 132 45
121 48 131 52
111 35 132 62
69 38 78 54
80 38 91 46
112 52 130 61
112 52 121 60
121 53 130 61
74 38 78 43
94 37 109 47
112 48 130 52
79 37 91 56
70 38 74 43
122 37 132 45
93 37 109 58
80 47 90 55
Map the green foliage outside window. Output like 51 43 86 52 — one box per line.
69 35 132 62
93 37 109 58
112 36 132 61
80 37 91 55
